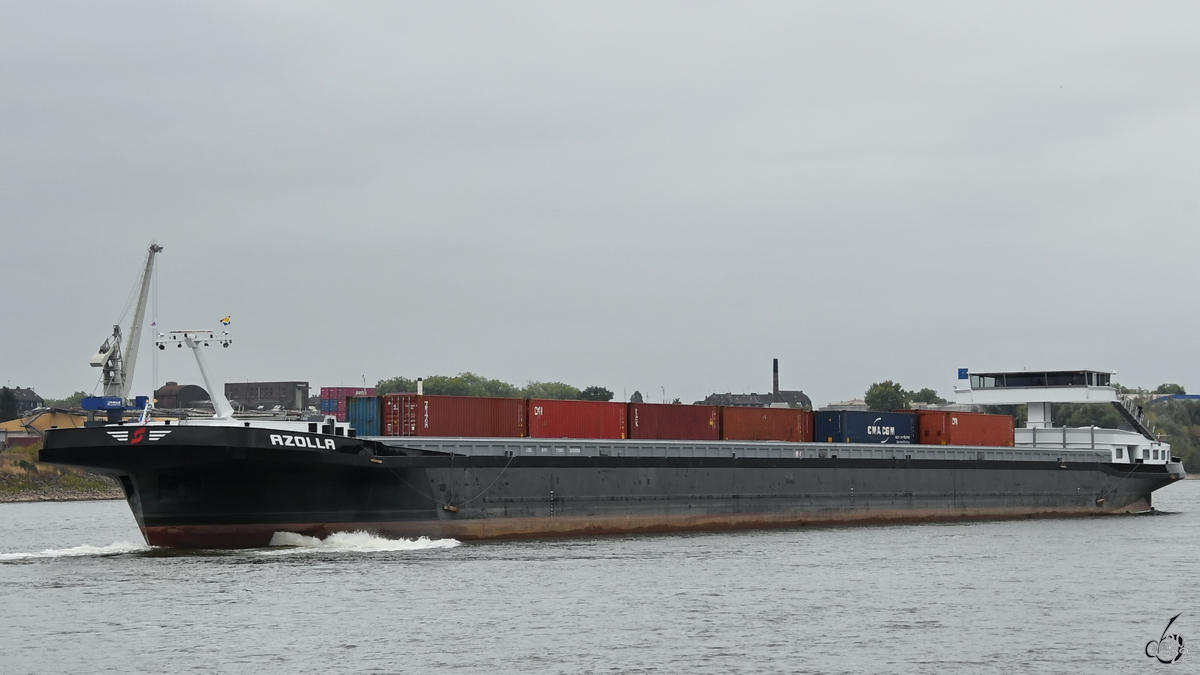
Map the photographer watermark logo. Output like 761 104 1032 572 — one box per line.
1146 613 1187 664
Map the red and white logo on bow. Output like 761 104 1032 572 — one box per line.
106 429 172 444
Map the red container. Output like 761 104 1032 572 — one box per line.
528 399 627 439
381 394 526 437
628 403 719 441
721 407 813 442
914 410 1014 447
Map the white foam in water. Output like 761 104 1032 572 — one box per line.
263 530 460 555
0 541 150 561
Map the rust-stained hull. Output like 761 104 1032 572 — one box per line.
140 500 1157 548
41 425 1182 549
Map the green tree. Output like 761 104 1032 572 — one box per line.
376 377 417 395
421 373 521 397
978 404 1027 427
376 373 523 398
1144 400 1200 472
630 390 644 403
1053 402 1124 429
907 387 947 405
522 381 581 400
0 387 18 423
578 386 614 402
1155 383 1186 395
44 391 89 408
864 381 910 411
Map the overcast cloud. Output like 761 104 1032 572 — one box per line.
2 2 1198 406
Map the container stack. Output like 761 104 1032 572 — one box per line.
815 410 917 444
319 387 376 422
528 399 628 439
337 392 1016 449
347 396 381 436
628 403 720 440
721 407 813 442
912 410 1014 447
381 394 526 437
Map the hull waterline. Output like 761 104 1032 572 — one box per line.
41 426 1184 549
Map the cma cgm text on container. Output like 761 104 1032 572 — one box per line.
815 410 916 444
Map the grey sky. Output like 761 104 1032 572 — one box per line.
2 2 1198 406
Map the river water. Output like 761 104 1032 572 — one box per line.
1 481 1197 674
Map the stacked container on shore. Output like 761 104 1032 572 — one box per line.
319 387 376 422
528 399 627 439
382 394 526 437
815 410 916 444
912 410 1014 447
629 403 720 441
721 407 813 442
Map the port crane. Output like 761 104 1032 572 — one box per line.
84 243 162 422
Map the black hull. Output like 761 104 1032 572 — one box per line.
41 426 1183 548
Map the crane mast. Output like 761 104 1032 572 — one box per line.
89 244 162 413
120 244 162 400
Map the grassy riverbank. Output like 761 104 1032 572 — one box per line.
0 442 122 502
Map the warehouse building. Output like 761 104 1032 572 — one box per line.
224 381 309 411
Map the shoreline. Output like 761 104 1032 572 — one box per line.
1 442 125 503
0 484 123 504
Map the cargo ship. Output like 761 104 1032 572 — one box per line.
39 246 1187 548
41 389 1185 548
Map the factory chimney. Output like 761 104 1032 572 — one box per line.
773 358 779 399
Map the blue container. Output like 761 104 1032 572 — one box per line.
347 396 380 436
814 410 915 444
320 399 337 413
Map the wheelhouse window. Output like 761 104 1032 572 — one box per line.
970 375 998 388
1047 372 1087 386
969 370 1109 389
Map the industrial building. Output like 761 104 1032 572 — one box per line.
8 387 44 414
696 359 812 409
153 382 211 409
224 381 309 411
